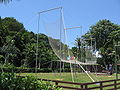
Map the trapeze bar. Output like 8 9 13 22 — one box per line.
38 7 62 14
64 26 82 30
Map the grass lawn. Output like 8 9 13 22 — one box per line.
17 72 120 89
18 72 118 83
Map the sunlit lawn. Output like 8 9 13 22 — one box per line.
17 72 120 89
18 72 118 83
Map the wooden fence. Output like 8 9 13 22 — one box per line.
40 79 120 90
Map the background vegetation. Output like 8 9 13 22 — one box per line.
81 19 120 67
0 17 59 69
0 17 120 70
0 72 61 90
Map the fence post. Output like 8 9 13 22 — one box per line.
85 84 88 89
81 84 84 89
100 82 103 90
55 82 58 85
114 80 117 89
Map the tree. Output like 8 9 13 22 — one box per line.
0 17 62 68
83 19 120 49
82 19 120 66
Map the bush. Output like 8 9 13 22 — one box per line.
0 72 62 90
0 66 53 73
0 63 71 73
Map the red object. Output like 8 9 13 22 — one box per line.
70 56 75 60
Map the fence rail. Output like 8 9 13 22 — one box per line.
40 78 120 90
19 76 120 90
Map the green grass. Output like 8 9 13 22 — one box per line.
17 72 120 89
18 72 118 83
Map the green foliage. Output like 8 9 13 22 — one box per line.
0 55 4 62
0 17 58 68
82 19 120 66
3 63 15 68
0 72 62 90
83 19 120 49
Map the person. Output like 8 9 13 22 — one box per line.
67 56 70 60
70 56 76 60
108 64 113 75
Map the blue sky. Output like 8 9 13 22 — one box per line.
0 0 120 47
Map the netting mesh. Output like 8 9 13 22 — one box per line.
84 45 97 64
41 9 99 83
44 18 68 60
42 12 97 64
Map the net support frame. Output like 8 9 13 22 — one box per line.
36 7 63 73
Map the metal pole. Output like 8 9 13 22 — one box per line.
61 7 66 72
35 13 40 73
114 40 118 79
38 7 62 14
60 7 62 76
115 54 118 79
115 50 118 79
64 26 82 30
36 7 62 73
65 26 82 60
64 26 82 83
80 27 82 62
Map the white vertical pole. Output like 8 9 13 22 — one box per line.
35 13 40 73
60 7 62 76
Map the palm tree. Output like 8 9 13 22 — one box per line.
0 0 12 3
